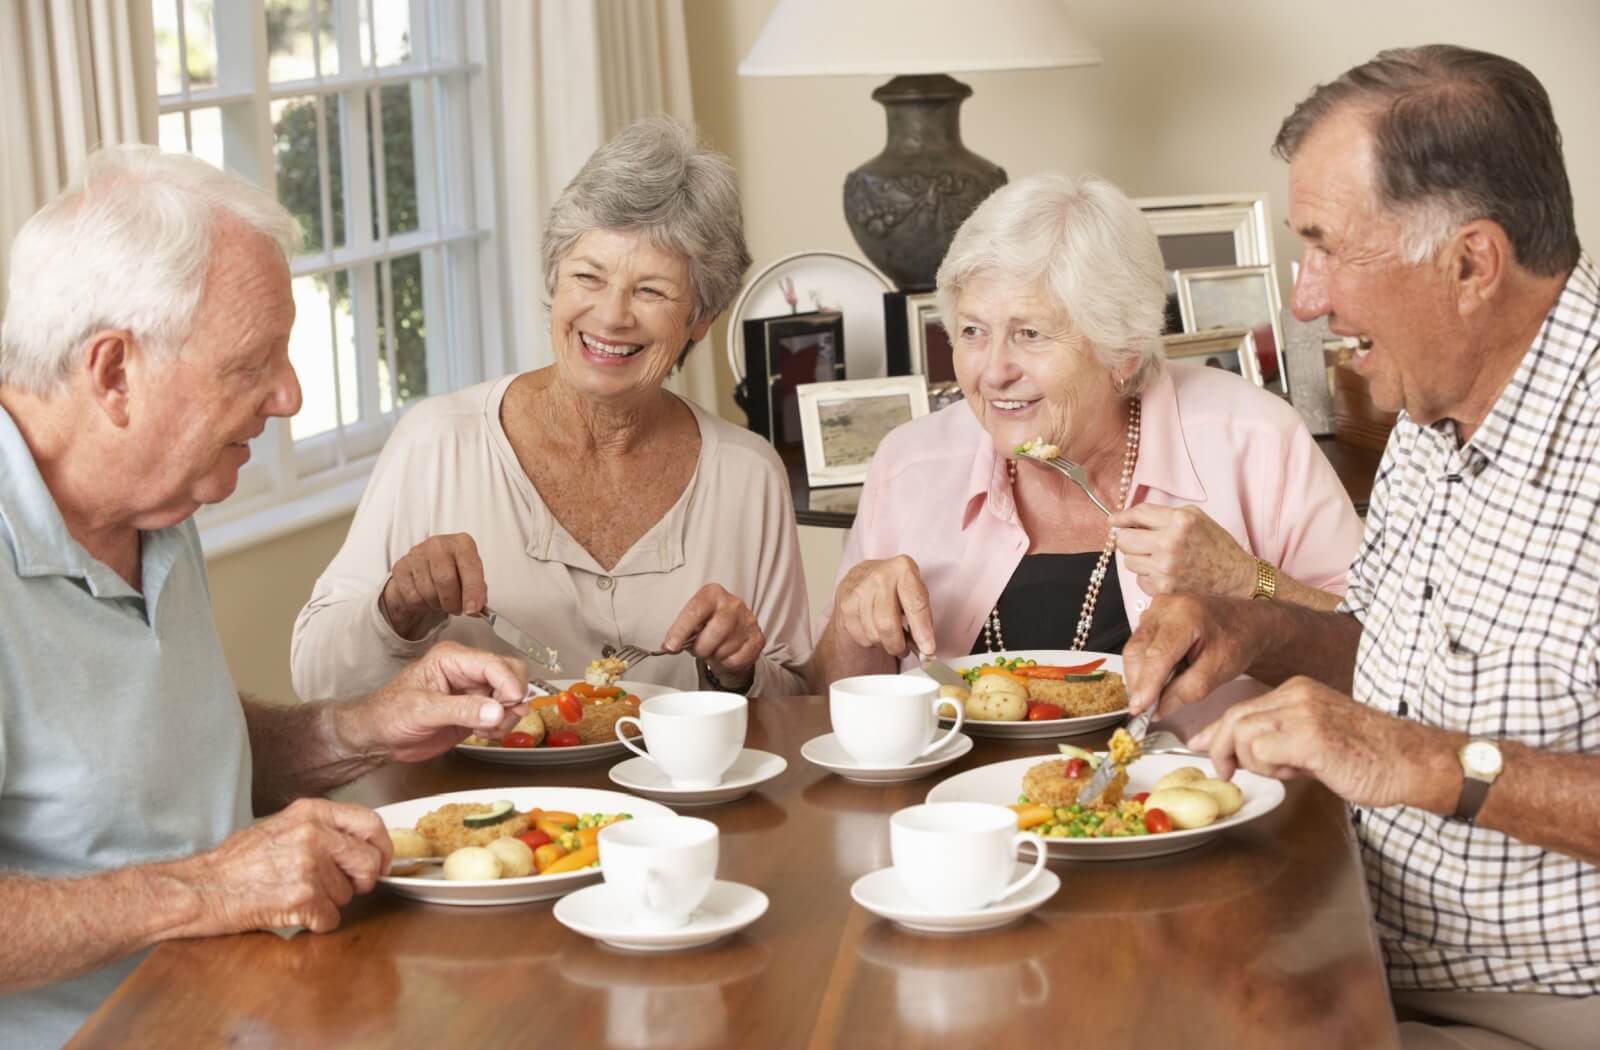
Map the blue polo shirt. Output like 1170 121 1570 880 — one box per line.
0 404 252 1049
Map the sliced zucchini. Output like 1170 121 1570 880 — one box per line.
462 800 516 828
1062 671 1107 682
1057 744 1103 768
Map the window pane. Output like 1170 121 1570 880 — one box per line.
273 96 346 254
266 0 339 82
182 0 218 89
158 111 189 154
187 106 225 170
153 0 182 96
376 252 428 410
369 84 420 238
362 0 413 68
289 270 355 441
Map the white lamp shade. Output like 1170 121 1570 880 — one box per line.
738 0 1101 78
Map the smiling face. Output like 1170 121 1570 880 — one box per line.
1287 107 1470 424
951 273 1125 460
549 228 710 403
129 221 301 527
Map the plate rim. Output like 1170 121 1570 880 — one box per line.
554 879 770 944
607 748 788 796
800 731 973 775
453 677 674 762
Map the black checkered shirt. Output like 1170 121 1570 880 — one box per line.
1339 254 1600 994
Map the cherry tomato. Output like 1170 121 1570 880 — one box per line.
547 729 582 748
1025 702 1062 721
1144 808 1172 834
515 829 553 851
501 731 538 749
1133 792 1150 803
556 691 584 724
1064 757 1088 778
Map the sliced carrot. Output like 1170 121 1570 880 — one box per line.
1010 803 1053 830
542 844 599 875
976 666 1028 683
1015 659 1106 679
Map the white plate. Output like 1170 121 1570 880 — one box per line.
909 650 1129 739
377 787 675 905
726 250 894 386
801 732 973 784
608 748 788 806
554 880 769 952
454 680 677 766
851 863 1060 934
926 753 1286 861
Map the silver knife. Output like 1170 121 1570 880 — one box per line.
1076 705 1153 805
479 606 562 672
918 654 969 692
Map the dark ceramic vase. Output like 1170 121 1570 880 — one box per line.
843 74 1007 292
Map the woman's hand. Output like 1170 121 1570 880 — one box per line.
1112 504 1257 599
662 584 766 691
379 533 487 640
829 555 936 659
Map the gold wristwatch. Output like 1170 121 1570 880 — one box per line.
1250 558 1278 600
1452 739 1504 824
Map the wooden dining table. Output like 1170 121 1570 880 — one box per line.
71 696 1400 1049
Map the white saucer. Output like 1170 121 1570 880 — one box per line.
800 732 973 783
607 749 787 806
850 863 1060 934
553 879 769 952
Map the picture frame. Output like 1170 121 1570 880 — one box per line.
1175 265 1288 396
795 375 930 487
883 291 955 383
725 250 892 386
1161 328 1263 387
736 310 846 450
1137 194 1277 336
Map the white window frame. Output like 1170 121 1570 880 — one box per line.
152 0 506 557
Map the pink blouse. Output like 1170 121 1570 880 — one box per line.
823 364 1364 667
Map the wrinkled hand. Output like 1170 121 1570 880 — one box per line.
1189 677 1442 808
346 641 530 762
829 555 936 660
1123 593 1266 714
183 798 391 935
662 583 765 690
1112 504 1256 599
380 533 487 639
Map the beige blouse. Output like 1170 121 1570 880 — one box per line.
291 375 813 700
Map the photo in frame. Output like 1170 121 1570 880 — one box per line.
796 375 930 487
1175 265 1288 396
884 291 956 383
1161 328 1263 387
735 310 846 450
1138 194 1276 336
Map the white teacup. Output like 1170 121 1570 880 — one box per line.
890 802 1047 913
599 816 719 930
615 692 748 789
830 674 965 767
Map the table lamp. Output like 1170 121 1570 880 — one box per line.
739 0 1101 291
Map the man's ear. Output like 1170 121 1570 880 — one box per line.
1451 219 1510 316
82 330 134 427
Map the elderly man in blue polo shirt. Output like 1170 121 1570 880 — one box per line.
0 147 532 1048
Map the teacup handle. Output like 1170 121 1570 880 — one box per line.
917 695 965 759
614 716 650 761
995 831 1048 902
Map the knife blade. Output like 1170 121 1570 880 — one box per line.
917 654 969 692
479 606 562 672
1075 705 1154 806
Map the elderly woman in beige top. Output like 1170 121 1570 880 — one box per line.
292 117 811 699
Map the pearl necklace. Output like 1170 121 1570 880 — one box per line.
982 398 1142 653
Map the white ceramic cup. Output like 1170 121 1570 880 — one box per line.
598 816 719 930
890 802 1048 913
829 674 965 767
615 692 748 789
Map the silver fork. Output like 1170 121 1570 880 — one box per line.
1016 454 1113 517
601 642 670 673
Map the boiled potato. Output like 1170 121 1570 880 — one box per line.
443 846 503 881
938 683 971 704
508 710 546 746
486 836 535 878
388 828 432 859
1191 778 1244 817
1144 787 1220 830
1152 766 1207 793
965 675 1028 721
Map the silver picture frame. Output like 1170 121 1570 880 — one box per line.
795 375 930 487
1175 265 1288 396
1161 328 1263 387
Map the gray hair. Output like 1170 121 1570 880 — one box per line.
936 173 1167 395
541 116 751 366
1274 45 1579 276
1 145 301 396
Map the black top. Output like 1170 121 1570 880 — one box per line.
969 552 1132 656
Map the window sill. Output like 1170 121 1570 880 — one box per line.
198 470 371 561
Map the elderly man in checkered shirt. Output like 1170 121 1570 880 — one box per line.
1125 45 1600 1050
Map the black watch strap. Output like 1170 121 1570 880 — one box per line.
1452 775 1492 824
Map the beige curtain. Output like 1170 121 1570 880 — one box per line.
491 0 715 409
0 0 157 313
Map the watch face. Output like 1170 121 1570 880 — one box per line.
1463 740 1504 777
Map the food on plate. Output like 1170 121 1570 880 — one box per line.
462 684 642 749
938 682 972 705
416 801 535 853
1014 437 1062 461
1143 787 1221 830
444 846 502 881
1010 756 1240 838
585 656 628 687
398 804 633 881
1189 777 1244 817
1021 757 1127 809
486 836 535 878
1153 766 1207 792
954 656 1128 720
964 672 1029 721
388 827 432 859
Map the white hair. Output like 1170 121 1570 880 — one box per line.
1 145 302 395
935 173 1168 395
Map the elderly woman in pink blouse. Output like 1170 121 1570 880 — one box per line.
813 174 1363 685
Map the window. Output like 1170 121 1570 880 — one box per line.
151 0 502 554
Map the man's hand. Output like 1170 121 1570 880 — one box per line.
1123 593 1266 714
178 798 392 936
1189 677 1459 809
342 641 530 762
662 583 766 690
